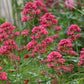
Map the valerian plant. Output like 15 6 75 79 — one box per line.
0 0 84 84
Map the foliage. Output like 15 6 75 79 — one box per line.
0 18 5 25
0 0 84 84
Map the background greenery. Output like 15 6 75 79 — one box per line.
0 0 84 84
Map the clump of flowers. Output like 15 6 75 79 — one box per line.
41 71 48 75
31 25 48 39
78 48 84 66
67 24 81 41
21 29 30 36
9 53 20 63
0 66 8 81
21 1 47 22
58 39 77 56
40 13 58 28
46 51 65 70
0 22 19 56
61 64 74 72
64 0 75 10
46 51 74 75
53 26 62 31
46 51 64 67
46 0 54 7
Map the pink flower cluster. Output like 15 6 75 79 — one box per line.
46 51 74 73
40 13 58 28
0 66 2 70
0 45 11 55
0 22 15 41
60 64 74 72
0 66 7 81
78 48 84 66
53 26 62 31
32 36 53 54
46 0 54 7
52 34 59 39
43 36 53 45
25 36 53 57
21 29 30 36
27 40 37 51
31 25 48 39
67 24 81 35
24 53 35 58
67 24 81 41
41 71 48 75
21 1 47 22
64 0 75 10
0 22 19 55
3 39 18 50
58 39 77 56
5 82 11 84
9 53 20 63
46 51 65 68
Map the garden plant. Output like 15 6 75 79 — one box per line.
0 0 84 84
